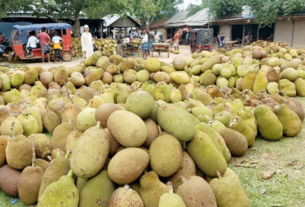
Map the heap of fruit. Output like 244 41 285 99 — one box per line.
170 48 180 54
0 48 304 207
130 38 142 45
72 38 118 57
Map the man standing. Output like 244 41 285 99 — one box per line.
81 25 94 58
173 30 180 51
38 27 51 63
133 30 138 39
147 29 151 56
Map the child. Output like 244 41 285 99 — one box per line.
52 31 63 63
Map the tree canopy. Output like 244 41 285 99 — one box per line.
206 0 305 26
187 3 205 17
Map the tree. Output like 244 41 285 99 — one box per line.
130 0 182 28
187 2 205 17
206 0 305 27
246 0 305 26
206 0 243 19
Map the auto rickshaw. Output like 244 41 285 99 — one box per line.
9 23 74 62
189 28 214 53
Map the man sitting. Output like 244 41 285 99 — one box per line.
0 33 8 57
26 31 39 57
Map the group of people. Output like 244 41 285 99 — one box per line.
25 27 63 63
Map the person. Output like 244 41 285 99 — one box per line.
38 27 51 63
173 30 180 51
109 33 113 39
154 31 160 43
52 31 63 63
147 29 151 56
0 33 8 57
81 25 94 59
186 32 189 45
220 33 225 48
244 32 252 43
133 30 138 39
26 31 39 57
141 30 149 59
137 29 141 38
217 33 221 48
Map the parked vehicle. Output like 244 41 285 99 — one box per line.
189 28 214 53
10 23 74 62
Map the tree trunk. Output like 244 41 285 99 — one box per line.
72 13 81 37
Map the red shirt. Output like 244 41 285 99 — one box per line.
38 32 50 46
174 33 180 44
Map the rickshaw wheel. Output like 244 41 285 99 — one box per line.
62 51 73 62
8 53 14 63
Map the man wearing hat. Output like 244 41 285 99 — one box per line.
81 25 94 58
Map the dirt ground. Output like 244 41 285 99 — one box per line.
6 45 193 69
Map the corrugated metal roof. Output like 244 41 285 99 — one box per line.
102 14 141 27
163 11 189 27
150 19 168 29
181 8 209 26
102 14 121 27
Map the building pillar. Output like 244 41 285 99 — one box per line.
242 25 246 38
291 20 295 47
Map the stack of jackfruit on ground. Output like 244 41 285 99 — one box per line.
0 51 304 207
189 44 305 97
72 37 118 57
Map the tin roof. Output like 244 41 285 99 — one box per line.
150 19 168 29
163 11 189 27
102 14 141 27
181 8 209 26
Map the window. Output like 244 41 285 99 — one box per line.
62 29 67 36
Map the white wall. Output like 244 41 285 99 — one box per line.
219 25 232 40
274 20 293 46
293 20 305 47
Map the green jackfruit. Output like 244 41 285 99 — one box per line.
209 168 249 207
38 171 79 207
274 104 302 137
254 105 283 141
187 130 227 177
79 170 115 207
149 134 182 177
108 148 149 184
157 103 196 142
71 122 109 178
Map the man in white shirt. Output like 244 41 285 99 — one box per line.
141 30 149 59
81 25 94 58
154 31 160 43
26 31 39 57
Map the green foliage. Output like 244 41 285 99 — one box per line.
246 0 305 26
206 0 243 19
130 0 182 27
207 0 305 26
187 2 205 17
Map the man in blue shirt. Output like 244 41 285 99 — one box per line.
133 30 138 38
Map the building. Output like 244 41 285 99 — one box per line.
163 11 189 38
149 19 168 41
211 8 305 47
102 14 141 39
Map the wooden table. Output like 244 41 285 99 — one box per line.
151 43 170 58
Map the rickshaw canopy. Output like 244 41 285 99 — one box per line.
13 23 72 32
